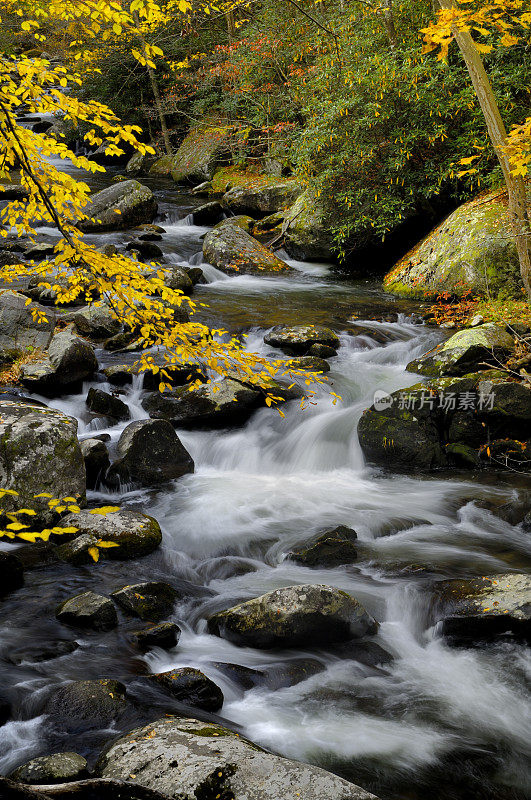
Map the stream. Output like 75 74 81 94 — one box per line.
0 164 530 800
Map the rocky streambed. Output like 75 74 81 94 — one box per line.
0 163 530 800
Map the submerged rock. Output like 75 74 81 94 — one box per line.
203 220 287 274
59 509 162 560
106 419 194 487
96 717 379 800
9 752 88 785
407 324 515 377
133 622 181 651
111 581 180 621
288 525 358 567
56 591 118 631
46 679 127 730
208 584 377 649
222 182 302 218
79 180 157 232
265 324 339 354
149 668 224 712
432 574 531 645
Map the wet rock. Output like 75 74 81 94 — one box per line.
86 387 130 421
80 437 110 489
0 291 56 354
103 330 141 352
265 325 339 355
308 342 338 358
262 658 325 689
192 201 224 225
407 324 515 377
0 552 24 597
208 584 378 649
214 213 255 233
55 533 100 566
143 378 262 428
103 360 203 389
222 182 302 218
111 581 180 621
203 220 287 274
433 574 531 645
183 266 206 285
56 591 118 631
164 266 193 293
133 622 181 651
46 679 127 729
330 640 394 668
106 419 194 487
288 525 358 568
59 509 162 560
79 180 157 232
0 402 85 524
209 661 265 691
153 120 231 184
125 239 163 261
283 190 335 261
285 355 331 373
9 752 88 785
148 668 224 712
63 305 121 340
20 324 98 395
96 717 379 800
0 184 29 201
47 117 78 148
191 180 213 195
24 241 56 260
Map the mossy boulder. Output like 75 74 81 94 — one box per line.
406 324 515 377
45 679 128 730
265 324 339 354
208 584 377 649
222 182 302 218
26 321 98 394
63 304 122 340
59 508 162 560
133 621 180 651
79 180 157 232
0 401 85 524
148 668 224 712
283 190 335 261
203 219 288 274
86 388 130 421
0 290 56 355
9 752 88 785
111 581 180 621
150 121 232 184
96 717 380 800
384 191 524 299
288 525 358 568
56 591 118 631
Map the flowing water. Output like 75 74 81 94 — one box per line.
0 164 530 800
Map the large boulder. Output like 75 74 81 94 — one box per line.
0 291 56 357
59 509 162 560
56 591 118 631
0 401 85 523
79 180 157 232
383 190 523 299
45 679 128 730
222 182 302 218
142 379 262 428
283 191 335 261
106 419 194 487
148 668 224 712
432 574 531 645
133 622 180 651
208 584 377 649
264 324 339 354
63 304 122 340
111 581 180 621
406 324 515 377
150 120 232 184
20 324 98 394
86 388 130 421
203 220 287 274
9 753 88 785
288 525 358 568
97 717 379 800
80 438 110 489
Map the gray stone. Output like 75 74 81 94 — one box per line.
59 509 162 560
56 591 118 631
407 324 515 377
284 191 335 261
9 752 88 785
96 717 379 800
149 120 232 184
208 584 377 649
148 668 224 712
46 679 127 730
222 182 302 218
288 525 358 568
55 532 100 566
192 201 224 225
164 266 193 293
106 419 194 487
63 304 122 340
86 387 130 421
111 581 180 621
0 401 85 524
80 438 110 489
125 239 163 261
0 291 56 354
285 355 331 373
203 220 287 275
133 622 180 651
20 324 97 394
79 180 157 232
265 325 339 354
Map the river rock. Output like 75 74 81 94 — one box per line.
308 342 338 357
214 213 255 233
203 220 287 274
56 591 118 631
46 679 127 729
148 668 224 711
47 117 78 148
142 378 262 428
59 509 162 560
283 190 335 261
222 182 302 218
103 360 203 389
208 584 377 649
125 239 163 261
288 525 358 567
0 184 29 201
192 201 224 225
86 387 130 421
432 574 531 645
9 752 88 785
106 419 194 487
96 717 379 800
79 180 157 232
150 120 231 184
133 622 181 651
0 401 85 524
265 324 339 354
63 304 121 340
407 324 515 377
0 291 56 357
55 532 100 566
0 552 24 597
111 581 180 621
383 190 523 299
80 438 110 489
164 266 193 293
285 355 331 373
20 324 98 395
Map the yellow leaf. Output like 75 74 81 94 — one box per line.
88 546 100 562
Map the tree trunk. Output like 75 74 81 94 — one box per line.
380 0 398 49
438 0 531 300
133 13 172 156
